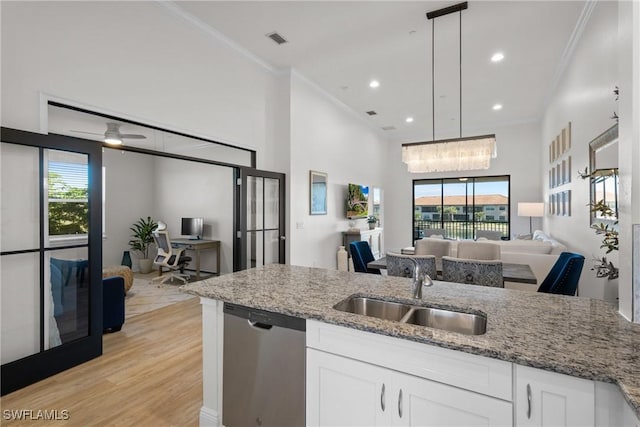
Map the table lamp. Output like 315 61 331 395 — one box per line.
517 202 545 234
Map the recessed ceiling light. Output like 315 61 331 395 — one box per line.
491 52 504 62
405 117 414 123
492 104 503 111
369 80 380 88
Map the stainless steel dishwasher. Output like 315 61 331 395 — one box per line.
223 303 305 427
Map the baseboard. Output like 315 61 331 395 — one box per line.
199 406 220 426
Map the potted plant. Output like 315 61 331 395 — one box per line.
128 216 158 274
366 215 378 230
589 200 619 280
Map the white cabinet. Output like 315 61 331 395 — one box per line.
343 228 383 259
307 348 392 426
394 370 512 426
515 365 595 426
307 348 512 427
624 401 640 427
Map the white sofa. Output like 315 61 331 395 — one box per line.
444 230 567 291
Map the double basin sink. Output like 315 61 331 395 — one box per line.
333 296 486 335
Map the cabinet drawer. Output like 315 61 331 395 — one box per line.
307 320 512 401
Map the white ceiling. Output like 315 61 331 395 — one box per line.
175 1 586 143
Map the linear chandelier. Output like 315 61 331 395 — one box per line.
402 2 497 174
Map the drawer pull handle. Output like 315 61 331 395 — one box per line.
380 383 385 412
527 383 532 419
398 389 403 418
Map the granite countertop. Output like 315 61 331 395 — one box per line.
181 264 640 416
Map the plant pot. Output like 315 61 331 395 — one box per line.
368 223 376 230
138 258 153 274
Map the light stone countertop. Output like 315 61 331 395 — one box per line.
180 263 640 416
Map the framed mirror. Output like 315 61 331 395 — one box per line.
310 170 328 215
589 124 618 226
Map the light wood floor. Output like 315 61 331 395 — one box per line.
1 297 202 427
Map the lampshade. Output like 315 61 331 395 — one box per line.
402 135 497 173
517 202 545 217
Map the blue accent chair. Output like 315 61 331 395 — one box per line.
103 276 125 333
537 252 585 296
349 241 381 274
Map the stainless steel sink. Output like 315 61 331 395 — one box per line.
402 306 486 335
333 297 411 322
333 296 486 335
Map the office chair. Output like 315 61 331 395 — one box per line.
537 252 585 296
349 241 381 274
152 230 192 284
442 256 504 288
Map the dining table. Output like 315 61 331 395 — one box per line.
367 256 538 285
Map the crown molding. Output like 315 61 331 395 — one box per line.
289 69 389 141
541 0 598 112
155 1 277 74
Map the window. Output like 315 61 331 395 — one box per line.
47 151 89 239
413 175 510 241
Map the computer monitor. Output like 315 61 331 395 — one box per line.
181 217 203 240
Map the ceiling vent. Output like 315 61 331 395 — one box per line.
266 32 288 45
381 126 396 131
366 110 377 116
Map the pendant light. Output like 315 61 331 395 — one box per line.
402 2 497 174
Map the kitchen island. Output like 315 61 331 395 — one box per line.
181 264 640 426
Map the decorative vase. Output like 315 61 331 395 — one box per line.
138 259 153 274
121 251 132 268
337 246 348 272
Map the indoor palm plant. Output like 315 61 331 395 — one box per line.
128 216 158 274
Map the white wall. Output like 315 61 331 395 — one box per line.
384 121 542 251
102 149 156 268
0 1 279 169
153 157 234 275
541 1 620 302
617 0 640 321
288 72 386 268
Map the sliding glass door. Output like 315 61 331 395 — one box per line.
413 175 510 242
1 128 102 395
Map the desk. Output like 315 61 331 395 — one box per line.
171 239 221 281
367 257 537 285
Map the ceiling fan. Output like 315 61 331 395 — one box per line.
70 122 146 145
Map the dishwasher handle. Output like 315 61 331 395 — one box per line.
248 320 273 330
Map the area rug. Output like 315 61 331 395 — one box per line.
125 273 196 319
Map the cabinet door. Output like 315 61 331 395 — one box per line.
623 402 640 427
307 348 392 427
515 365 595 426
394 371 512 427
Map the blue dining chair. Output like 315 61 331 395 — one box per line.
537 252 585 296
349 241 381 274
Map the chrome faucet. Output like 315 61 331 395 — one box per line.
409 258 434 299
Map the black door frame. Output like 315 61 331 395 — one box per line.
234 167 286 271
1 127 103 395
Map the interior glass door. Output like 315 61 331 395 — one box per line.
236 168 285 271
1 128 102 395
